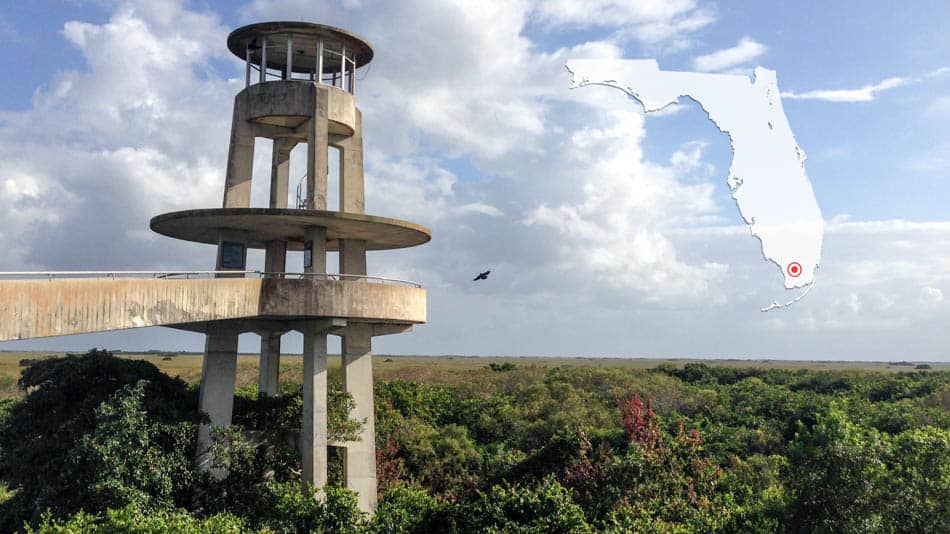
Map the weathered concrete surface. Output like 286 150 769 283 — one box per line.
341 323 377 513
196 328 239 475
223 95 256 209
270 139 293 209
150 208 431 252
0 278 425 341
305 226 328 275
239 82 355 137
223 82 354 212
258 332 282 397
339 108 364 214
301 320 344 491
308 87 330 209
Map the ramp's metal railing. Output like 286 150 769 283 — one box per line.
0 271 422 288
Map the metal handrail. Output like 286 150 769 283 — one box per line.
0 271 422 288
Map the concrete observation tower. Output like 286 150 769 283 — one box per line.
0 21 429 513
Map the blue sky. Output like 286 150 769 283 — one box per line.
1 1 949 360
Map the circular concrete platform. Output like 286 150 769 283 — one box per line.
228 22 374 72
150 209 431 251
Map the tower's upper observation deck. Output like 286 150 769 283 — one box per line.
228 22 373 93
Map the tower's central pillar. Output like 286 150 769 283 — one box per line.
258 138 293 397
302 225 329 490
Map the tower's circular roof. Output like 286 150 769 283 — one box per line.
227 21 374 71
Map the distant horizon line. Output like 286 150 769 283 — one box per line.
2 350 946 364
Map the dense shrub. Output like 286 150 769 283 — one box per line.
1 351 947 532
370 484 448 533
787 405 889 531
26 504 247 533
0 350 198 529
453 475 591 533
0 351 365 532
74 381 198 513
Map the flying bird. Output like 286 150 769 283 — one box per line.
473 270 491 282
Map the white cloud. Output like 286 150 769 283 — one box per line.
782 77 907 103
524 107 726 305
364 155 503 226
826 219 950 235
782 67 948 103
691 37 766 72
455 203 504 217
532 0 714 36
0 0 231 271
669 140 715 179
920 286 944 308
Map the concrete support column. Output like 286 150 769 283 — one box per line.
301 224 329 491
304 226 327 275
338 109 364 214
223 98 255 208
307 88 330 210
269 139 292 209
338 108 366 282
258 332 281 397
339 239 367 281
259 237 286 397
301 323 328 491
196 328 239 475
263 240 287 275
342 323 376 513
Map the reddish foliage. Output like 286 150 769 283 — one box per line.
376 436 404 493
607 391 724 513
562 433 608 488
617 392 662 451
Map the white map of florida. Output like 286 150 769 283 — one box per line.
566 59 824 310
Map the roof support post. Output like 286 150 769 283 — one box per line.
340 46 347 90
260 36 267 83
245 43 251 87
317 38 324 84
286 35 293 80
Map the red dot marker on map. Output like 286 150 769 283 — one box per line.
787 262 802 277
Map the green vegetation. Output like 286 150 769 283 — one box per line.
0 351 947 532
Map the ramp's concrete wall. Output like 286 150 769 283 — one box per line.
0 278 425 341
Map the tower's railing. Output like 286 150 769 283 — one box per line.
245 34 358 94
0 271 422 288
